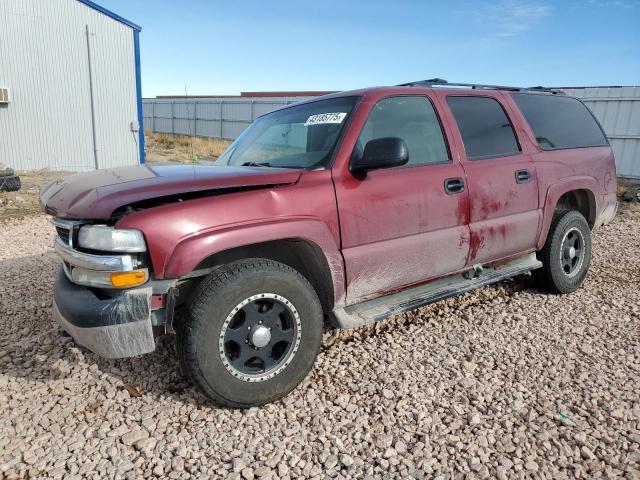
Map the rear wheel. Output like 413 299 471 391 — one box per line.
177 259 323 407
534 210 592 293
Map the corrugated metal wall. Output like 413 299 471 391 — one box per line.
562 87 640 178
0 0 140 171
143 97 315 140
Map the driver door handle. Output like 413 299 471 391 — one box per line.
515 169 531 184
444 177 465 195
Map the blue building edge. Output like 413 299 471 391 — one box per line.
133 31 145 164
77 0 145 164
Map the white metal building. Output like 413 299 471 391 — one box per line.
0 0 144 171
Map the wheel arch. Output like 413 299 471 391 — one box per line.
554 189 597 227
537 178 599 250
163 219 346 313
192 238 337 313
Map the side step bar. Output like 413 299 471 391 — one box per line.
332 253 542 329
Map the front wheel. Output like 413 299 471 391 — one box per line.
534 210 592 294
177 259 323 407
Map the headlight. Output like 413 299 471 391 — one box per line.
78 225 146 252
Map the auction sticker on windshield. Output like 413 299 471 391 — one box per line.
304 112 347 126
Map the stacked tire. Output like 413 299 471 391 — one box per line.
0 168 20 192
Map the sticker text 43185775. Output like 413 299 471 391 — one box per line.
304 112 347 126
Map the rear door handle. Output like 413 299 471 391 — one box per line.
515 169 531 184
444 177 465 195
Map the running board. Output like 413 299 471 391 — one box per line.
332 253 542 329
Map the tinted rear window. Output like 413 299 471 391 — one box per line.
447 96 520 160
511 93 608 150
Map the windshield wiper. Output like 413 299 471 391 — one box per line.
240 161 304 169
241 161 271 167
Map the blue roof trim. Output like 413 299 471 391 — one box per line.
134 30 145 164
76 0 142 31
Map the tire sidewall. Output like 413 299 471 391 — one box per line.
0 175 20 192
186 262 323 406
548 211 592 293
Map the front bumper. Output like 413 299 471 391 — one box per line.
53 268 156 359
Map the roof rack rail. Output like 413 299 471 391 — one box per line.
398 78 563 94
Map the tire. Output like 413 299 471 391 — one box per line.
534 210 592 294
177 259 324 408
0 168 14 177
0 175 20 192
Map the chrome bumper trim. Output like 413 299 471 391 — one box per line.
54 237 136 272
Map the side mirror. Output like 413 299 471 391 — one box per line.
350 137 409 177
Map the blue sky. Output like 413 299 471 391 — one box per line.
98 0 639 97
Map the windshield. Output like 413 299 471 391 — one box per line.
215 96 360 169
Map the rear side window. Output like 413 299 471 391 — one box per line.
511 93 608 150
358 96 449 166
447 96 520 160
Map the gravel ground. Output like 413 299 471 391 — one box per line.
1 205 639 480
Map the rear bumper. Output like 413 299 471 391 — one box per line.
596 193 618 228
53 268 155 359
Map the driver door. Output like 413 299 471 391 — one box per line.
333 95 471 304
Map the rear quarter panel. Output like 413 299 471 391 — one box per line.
502 93 617 246
531 147 615 248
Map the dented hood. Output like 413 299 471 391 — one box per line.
40 164 302 219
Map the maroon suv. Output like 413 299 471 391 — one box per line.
41 80 618 407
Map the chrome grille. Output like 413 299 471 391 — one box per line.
51 218 86 248
55 226 70 244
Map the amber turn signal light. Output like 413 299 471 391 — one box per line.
109 270 148 288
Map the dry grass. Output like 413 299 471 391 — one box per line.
145 132 232 165
0 169 70 220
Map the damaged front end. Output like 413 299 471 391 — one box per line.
51 218 170 359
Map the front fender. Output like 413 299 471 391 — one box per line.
537 176 599 249
164 218 346 307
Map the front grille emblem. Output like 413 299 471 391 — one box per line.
51 218 86 249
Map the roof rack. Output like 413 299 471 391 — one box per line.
398 78 563 94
